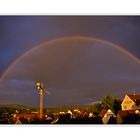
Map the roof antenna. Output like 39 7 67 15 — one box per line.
133 89 136 102
133 89 136 95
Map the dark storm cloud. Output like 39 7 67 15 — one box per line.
0 79 39 105
0 38 140 106
0 16 140 106
0 16 140 76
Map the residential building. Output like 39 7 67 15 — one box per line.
121 94 140 110
117 110 140 124
99 109 116 124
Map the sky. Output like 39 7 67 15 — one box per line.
0 16 140 107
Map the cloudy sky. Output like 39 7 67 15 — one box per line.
0 16 140 107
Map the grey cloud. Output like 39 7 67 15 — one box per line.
0 38 139 106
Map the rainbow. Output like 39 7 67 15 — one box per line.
0 36 140 80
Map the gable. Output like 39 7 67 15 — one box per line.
121 95 135 105
105 109 116 117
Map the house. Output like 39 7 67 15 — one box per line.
121 94 140 110
99 109 116 124
117 110 140 124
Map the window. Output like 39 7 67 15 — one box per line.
123 106 127 109
132 105 134 108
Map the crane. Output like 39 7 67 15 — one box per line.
36 82 50 119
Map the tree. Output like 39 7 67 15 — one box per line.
92 103 102 114
101 95 121 114
112 98 121 114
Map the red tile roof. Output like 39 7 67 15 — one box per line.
127 94 140 100
127 94 140 105
117 109 140 118
99 109 108 118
